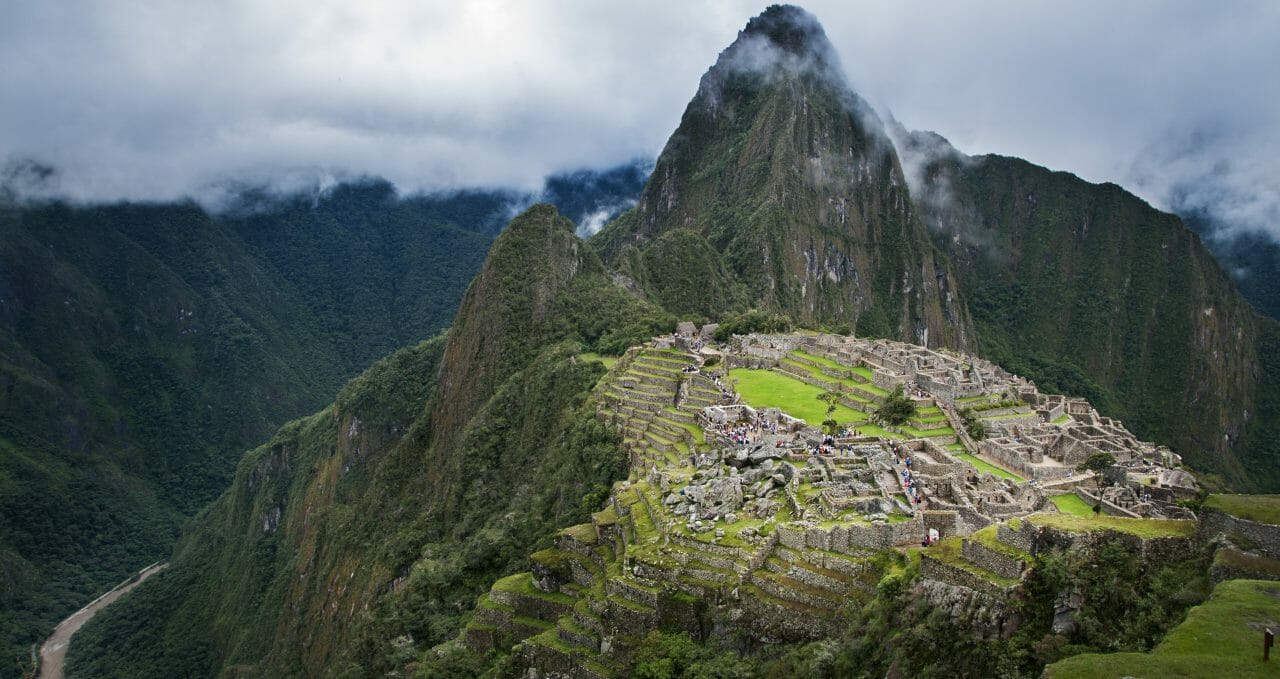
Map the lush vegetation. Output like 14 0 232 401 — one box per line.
42 8 1280 677
0 168 653 674
916 149 1273 492
433 530 1214 678
68 206 648 677
875 384 917 426
956 407 987 440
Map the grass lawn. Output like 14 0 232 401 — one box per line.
729 368 863 427
1051 413 1072 425
1027 512 1196 538
791 349 848 371
1203 494 1280 525
1051 493 1095 516
780 358 879 406
955 453 1025 482
1045 579 1280 678
577 352 619 370
782 358 861 389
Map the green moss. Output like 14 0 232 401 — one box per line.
530 548 571 569
561 523 599 545
967 525 1031 561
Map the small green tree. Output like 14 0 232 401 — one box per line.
876 384 917 426
1077 452 1117 515
818 388 842 435
957 407 986 441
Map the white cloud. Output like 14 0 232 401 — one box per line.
1 1 1277 239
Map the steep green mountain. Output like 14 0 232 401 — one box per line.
893 128 1277 489
67 205 668 677
594 6 970 347
0 168 646 674
1179 209 1280 320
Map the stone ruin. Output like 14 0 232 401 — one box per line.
728 332 1197 522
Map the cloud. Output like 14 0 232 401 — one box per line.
0 1 1277 241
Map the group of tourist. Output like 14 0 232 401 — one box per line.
713 422 762 447
899 460 926 510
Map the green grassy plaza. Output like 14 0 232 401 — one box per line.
728 368 864 427
1050 493 1095 516
955 453 1025 482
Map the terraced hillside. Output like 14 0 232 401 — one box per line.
458 346 894 675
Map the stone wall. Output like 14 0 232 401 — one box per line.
919 555 1011 598
776 519 921 551
738 588 841 642
977 441 1037 479
1197 506 1280 559
961 539 1026 580
1209 545 1280 585
997 521 1038 554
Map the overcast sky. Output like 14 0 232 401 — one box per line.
2 1 1277 238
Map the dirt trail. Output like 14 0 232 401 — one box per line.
37 562 168 679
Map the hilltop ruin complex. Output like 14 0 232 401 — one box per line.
453 329 1206 676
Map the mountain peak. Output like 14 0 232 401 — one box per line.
740 5 833 60
713 4 841 80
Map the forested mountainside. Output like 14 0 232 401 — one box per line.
0 165 647 674
60 4 1280 678
68 206 667 677
1180 210 1280 320
894 131 1279 490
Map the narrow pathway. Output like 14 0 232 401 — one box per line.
38 562 168 679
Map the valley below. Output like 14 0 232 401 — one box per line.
37 562 167 679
